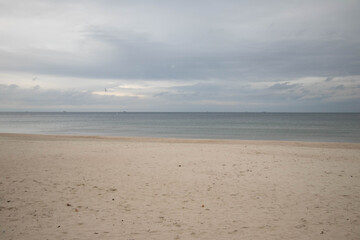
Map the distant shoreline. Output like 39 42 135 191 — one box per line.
1 111 360 113
1 133 360 148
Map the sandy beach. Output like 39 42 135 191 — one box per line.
0 133 359 240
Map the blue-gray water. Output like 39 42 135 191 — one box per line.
0 112 360 142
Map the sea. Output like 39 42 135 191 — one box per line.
0 112 360 142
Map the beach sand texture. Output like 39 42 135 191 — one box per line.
1 133 360 240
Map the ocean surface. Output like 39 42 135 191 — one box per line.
0 112 360 142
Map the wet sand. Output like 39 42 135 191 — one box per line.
0 133 359 239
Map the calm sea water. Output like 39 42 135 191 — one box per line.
0 112 359 142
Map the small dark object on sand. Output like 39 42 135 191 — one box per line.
112 198 115 201
321 231 324 234
179 165 181 167
57 226 60 228
66 203 71 206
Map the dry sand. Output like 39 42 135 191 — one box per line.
0 133 359 240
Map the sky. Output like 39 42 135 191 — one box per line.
0 0 360 112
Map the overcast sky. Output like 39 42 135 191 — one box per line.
0 0 359 112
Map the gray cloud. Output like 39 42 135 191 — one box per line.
1 1 359 80
1 29 359 81
268 82 300 91
1 75 360 112
0 84 138 110
0 0 360 111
